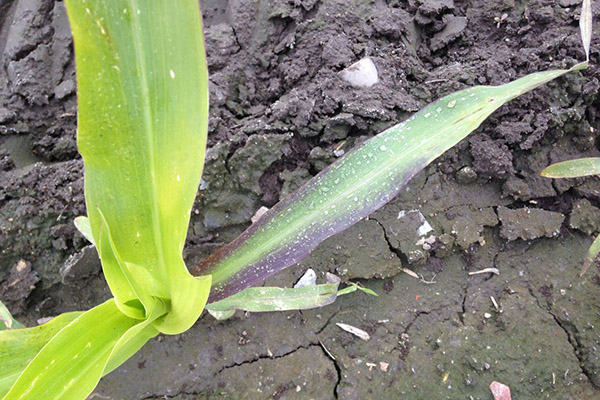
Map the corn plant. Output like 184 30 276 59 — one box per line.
541 157 600 275
0 0 591 398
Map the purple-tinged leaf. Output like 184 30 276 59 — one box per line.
194 63 587 303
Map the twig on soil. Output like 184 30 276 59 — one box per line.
419 273 437 285
319 339 336 361
402 268 419 279
468 267 500 276
490 296 500 312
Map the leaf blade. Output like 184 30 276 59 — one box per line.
195 65 585 301
540 157 600 178
205 275 341 315
3 300 134 400
0 312 81 397
581 235 600 276
66 0 211 333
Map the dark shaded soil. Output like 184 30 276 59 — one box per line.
1 0 600 399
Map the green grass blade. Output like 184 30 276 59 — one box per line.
337 282 378 297
205 275 341 316
0 312 80 397
0 301 24 331
65 0 211 333
195 63 587 302
540 157 600 178
582 235 600 276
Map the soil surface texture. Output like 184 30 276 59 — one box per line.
1 0 600 399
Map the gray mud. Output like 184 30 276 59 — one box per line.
1 0 600 399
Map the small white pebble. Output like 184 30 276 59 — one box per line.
339 58 379 88
294 268 317 288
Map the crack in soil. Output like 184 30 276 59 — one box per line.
216 342 317 375
369 215 409 266
458 283 468 326
140 343 334 400
314 309 340 335
527 286 597 386
314 342 342 399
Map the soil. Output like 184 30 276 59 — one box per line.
1 0 600 399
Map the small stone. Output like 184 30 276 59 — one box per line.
339 58 379 88
490 381 512 400
379 362 389 372
456 166 477 184
294 268 317 288
251 206 269 224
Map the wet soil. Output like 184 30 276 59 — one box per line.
1 0 600 399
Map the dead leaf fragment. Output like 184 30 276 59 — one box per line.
336 322 371 341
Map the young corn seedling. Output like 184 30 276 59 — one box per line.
0 0 592 398
541 157 600 276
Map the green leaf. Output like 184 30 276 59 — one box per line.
65 0 211 333
540 155 600 276
2 299 165 400
581 234 600 277
73 216 94 245
205 274 342 317
337 282 378 297
0 301 23 331
195 62 588 302
0 312 80 397
540 157 600 178
3 300 134 400
104 298 165 375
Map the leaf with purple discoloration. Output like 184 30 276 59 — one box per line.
195 62 587 302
